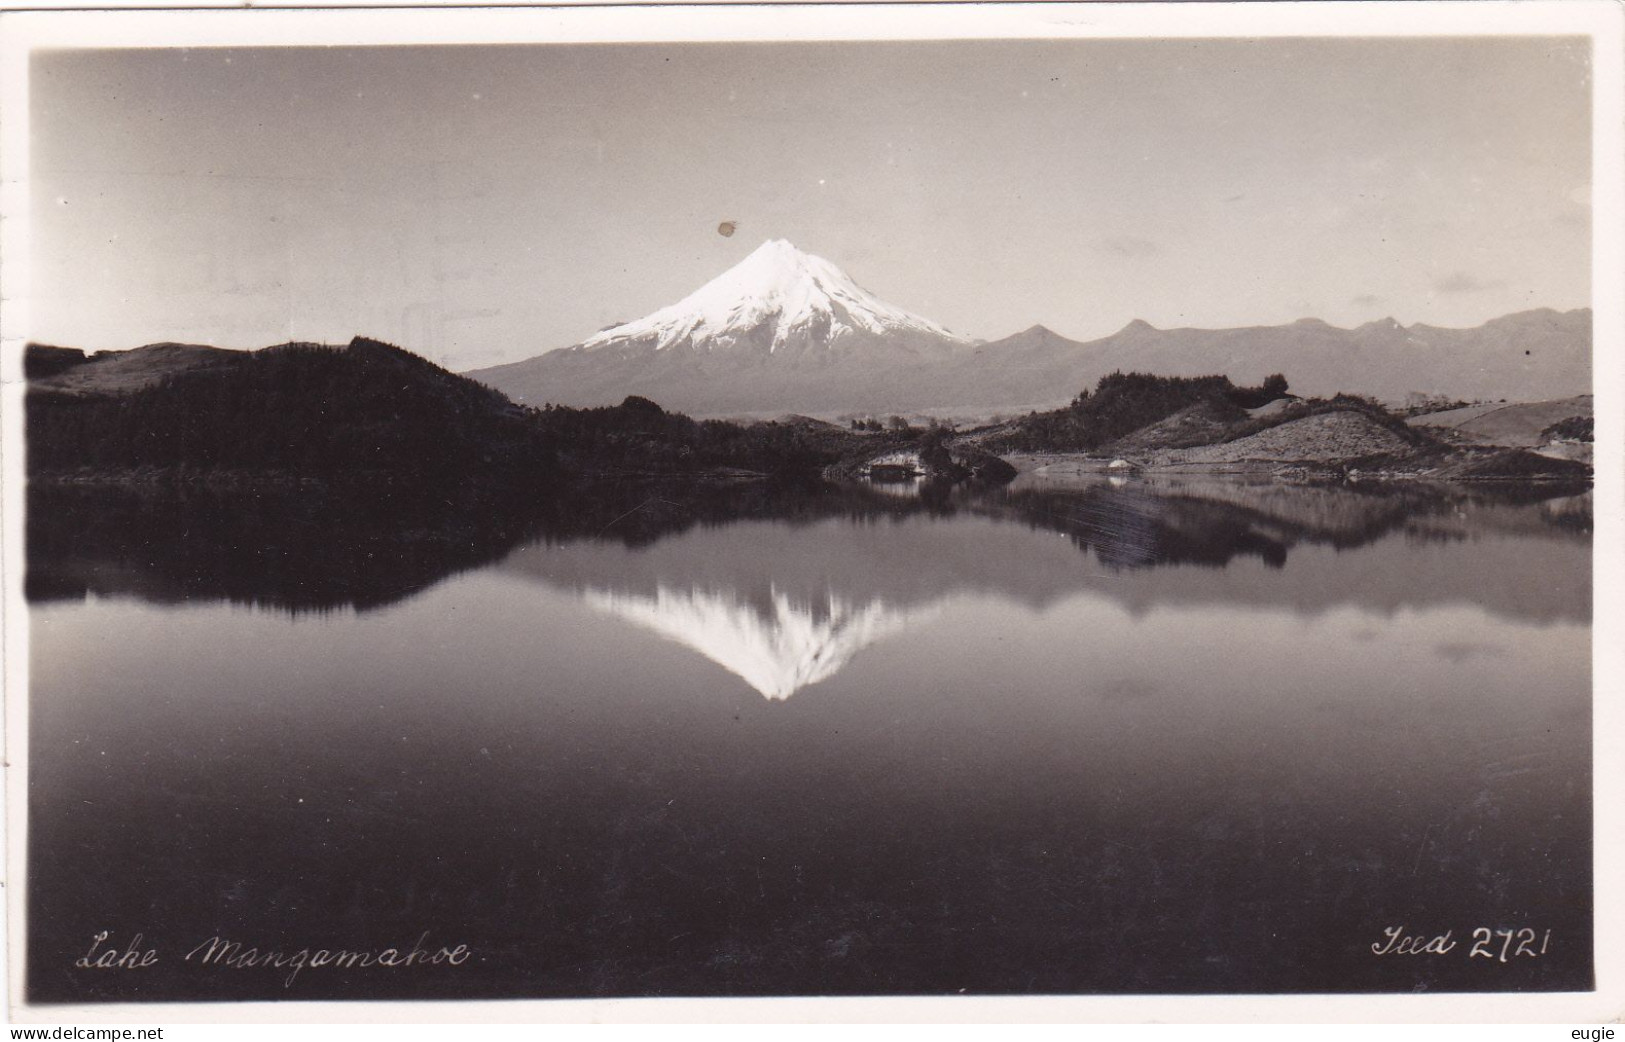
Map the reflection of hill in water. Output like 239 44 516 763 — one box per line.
30 477 1590 638
25 481 542 614
993 473 1590 560
498 477 1588 697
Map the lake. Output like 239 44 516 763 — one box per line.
25 474 1592 1001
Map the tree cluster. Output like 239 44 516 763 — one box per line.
528 397 855 475
997 371 1291 452
1541 416 1593 443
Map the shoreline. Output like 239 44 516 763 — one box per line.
1001 451 1593 485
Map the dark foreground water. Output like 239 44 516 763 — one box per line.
26 475 1592 1001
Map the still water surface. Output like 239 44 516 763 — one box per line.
27 477 1591 1000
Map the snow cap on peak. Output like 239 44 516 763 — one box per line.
733 238 803 268
579 239 968 352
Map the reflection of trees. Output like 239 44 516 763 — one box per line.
25 480 545 614
981 477 1591 570
27 474 1590 616
984 488 1292 569
1539 491 1593 535
980 482 1414 570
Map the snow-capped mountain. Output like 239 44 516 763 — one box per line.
468 236 1592 415
580 238 966 354
469 240 977 415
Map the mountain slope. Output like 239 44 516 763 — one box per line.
470 240 976 415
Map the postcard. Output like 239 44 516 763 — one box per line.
2 1 1620 1024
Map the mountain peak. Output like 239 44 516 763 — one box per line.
1118 318 1158 334
578 240 968 353
747 237 800 258
729 237 807 274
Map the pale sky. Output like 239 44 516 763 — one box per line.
29 37 1592 369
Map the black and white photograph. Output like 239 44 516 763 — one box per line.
2 1 1620 1023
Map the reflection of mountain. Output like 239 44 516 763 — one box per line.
495 478 1589 695
505 477 1590 636
582 583 940 699
32 474 1590 631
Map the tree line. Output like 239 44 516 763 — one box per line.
990 371 1293 452
25 340 883 485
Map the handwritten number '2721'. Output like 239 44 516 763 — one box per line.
1469 928 1550 962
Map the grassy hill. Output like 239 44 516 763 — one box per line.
1407 395 1593 447
26 341 239 395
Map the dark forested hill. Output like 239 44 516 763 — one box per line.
26 337 558 482
24 338 888 486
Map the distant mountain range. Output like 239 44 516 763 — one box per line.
469 240 1590 416
954 309 1590 411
